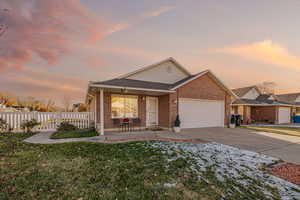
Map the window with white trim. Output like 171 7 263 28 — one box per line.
111 94 138 118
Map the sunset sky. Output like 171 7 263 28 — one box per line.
1 0 300 105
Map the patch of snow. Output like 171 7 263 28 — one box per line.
163 183 177 188
151 142 300 200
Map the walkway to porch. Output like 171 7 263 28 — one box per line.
24 130 206 144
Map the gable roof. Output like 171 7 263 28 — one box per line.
232 93 293 106
90 71 206 92
232 98 291 106
90 69 237 98
232 86 260 98
276 93 300 104
118 57 191 79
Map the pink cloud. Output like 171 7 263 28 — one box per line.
216 40 300 71
0 66 87 104
0 0 106 72
144 6 176 17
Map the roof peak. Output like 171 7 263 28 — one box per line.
118 57 191 79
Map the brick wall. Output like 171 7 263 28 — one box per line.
251 106 277 124
173 73 231 126
102 92 147 129
168 93 178 128
158 95 170 128
177 74 227 100
94 73 233 129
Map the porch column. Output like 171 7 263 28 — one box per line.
100 89 104 135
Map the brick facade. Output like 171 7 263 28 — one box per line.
175 73 231 126
95 73 232 130
158 95 170 128
251 106 278 124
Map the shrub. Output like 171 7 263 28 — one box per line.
0 118 7 133
21 119 40 133
57 121 78 132
230 115 236 124
174 115 181 127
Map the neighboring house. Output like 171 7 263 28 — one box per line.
276 93 300 116
86 58 236 135
231 86 294 124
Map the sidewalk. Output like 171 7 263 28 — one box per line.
24 131 207 144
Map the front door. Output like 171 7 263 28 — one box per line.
146 97 158 127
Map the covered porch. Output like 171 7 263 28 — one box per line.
232 105 278 124
87 85 177 135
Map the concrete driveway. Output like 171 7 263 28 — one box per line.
179 127 300 165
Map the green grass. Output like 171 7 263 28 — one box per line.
50 129 98 139
0 133 281 199
242 126 300 137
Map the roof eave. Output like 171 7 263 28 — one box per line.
88 83 175 93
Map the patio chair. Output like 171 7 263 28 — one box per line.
122 118 130 132
131 118 141 131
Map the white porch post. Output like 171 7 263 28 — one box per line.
100 89 104 135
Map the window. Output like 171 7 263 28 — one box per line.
111 94 138 118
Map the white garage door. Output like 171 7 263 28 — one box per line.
179 99 225 128
278 107 291 124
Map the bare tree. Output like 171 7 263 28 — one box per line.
46 99 55 111
0 9 9 38
257 81 277 94
62 95 71 112
0 95 9 105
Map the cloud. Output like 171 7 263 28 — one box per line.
0 66 87 104
216 40 300 70
104 6 176 35
144 6 175 18
0 0 106 72
105 23 131 35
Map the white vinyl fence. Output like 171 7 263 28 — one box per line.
0 112 94 132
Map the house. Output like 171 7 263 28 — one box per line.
276 93 300 116
86 58 236 135
231 86 294 124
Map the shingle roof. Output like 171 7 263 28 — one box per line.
256 94 272 102
91 71 206 91
276 93 300 104
93 78 173 90
232 86 259 97
232 98 291 105
232 92 293 106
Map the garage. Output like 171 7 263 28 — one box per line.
179 99 225 128
278 107 291 124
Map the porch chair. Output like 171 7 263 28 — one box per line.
122 118 130 132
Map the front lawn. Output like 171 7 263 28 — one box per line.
1 133 299 199
242 126 300 137
50 129 98 139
